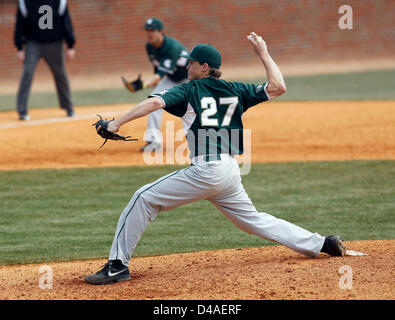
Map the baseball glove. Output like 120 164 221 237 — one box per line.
121 74 144 93
93 115 138 148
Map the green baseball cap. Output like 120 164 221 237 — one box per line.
144 17 163 31
181 44 222 69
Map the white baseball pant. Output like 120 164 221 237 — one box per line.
108 154 325 266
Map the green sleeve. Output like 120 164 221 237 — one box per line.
149 83 189 117
232 82 270 112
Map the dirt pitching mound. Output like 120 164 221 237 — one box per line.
0 240 393 300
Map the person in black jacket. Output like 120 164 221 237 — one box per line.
14 0 76 120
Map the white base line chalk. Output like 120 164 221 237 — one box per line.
345 250 368 256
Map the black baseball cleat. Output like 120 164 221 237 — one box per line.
67 110 76 118
321 235 346 256
84 259 131 285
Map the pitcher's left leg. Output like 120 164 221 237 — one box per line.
108 166 215 266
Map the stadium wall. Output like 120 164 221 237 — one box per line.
0 0 394 81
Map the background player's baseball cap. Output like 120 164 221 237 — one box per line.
181 44 222 69
144 17 163 31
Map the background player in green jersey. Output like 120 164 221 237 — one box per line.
124 17 189 152
85 32 346 285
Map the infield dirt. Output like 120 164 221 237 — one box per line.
0 240 394 300
0 100 394 170
0 100 394 300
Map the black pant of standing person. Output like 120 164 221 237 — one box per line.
14 0 76 120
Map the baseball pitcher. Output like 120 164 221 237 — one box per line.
86 32 345 285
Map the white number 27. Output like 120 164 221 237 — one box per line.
201 96 238 127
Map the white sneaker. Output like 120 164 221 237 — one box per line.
19 114 31 121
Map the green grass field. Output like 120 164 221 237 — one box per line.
0 69 394 111
1 160 394 266
0 69 394 266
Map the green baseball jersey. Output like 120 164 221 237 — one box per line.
150 77 269 157
146 35 189 82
